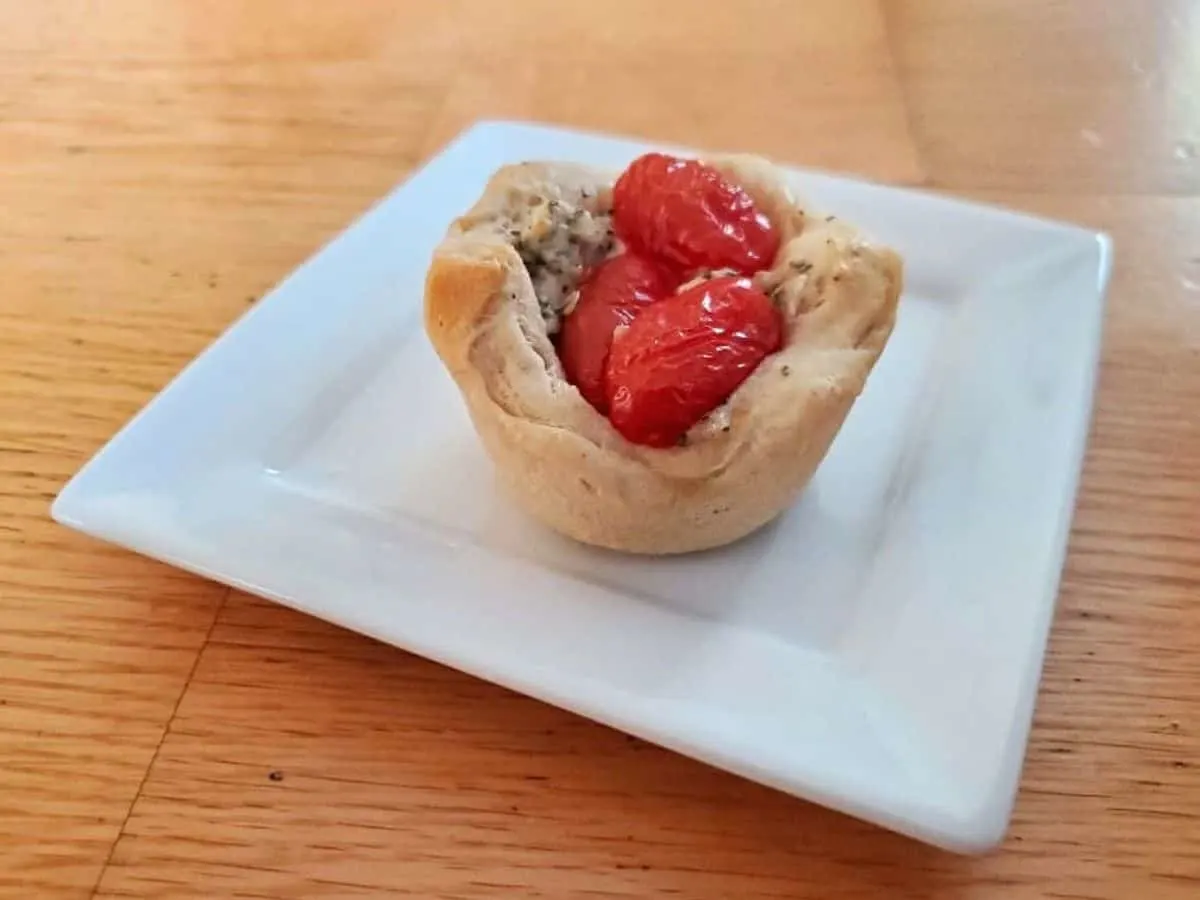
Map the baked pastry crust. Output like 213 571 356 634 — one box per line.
424 156 903 554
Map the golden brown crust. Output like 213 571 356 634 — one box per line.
423 157 903 554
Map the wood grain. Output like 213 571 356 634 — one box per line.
2 0 1198 898
887 0 1200 194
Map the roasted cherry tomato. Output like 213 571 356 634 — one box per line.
612 153 780 277
606 276 782 448
557 253 677 414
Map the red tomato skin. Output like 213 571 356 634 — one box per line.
612 153 780 277
556 253 677 414
606 276 783 448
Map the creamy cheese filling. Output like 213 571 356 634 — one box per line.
508 193 616 335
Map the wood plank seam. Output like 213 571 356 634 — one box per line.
88 589 232 899
879 0 934 187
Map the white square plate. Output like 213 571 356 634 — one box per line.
53 120 1111 853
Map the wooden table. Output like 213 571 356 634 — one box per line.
3 1 1198 896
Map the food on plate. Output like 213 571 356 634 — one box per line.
612 152 780 275
423 151 903 554
557 252 674 415
605 274 783 448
